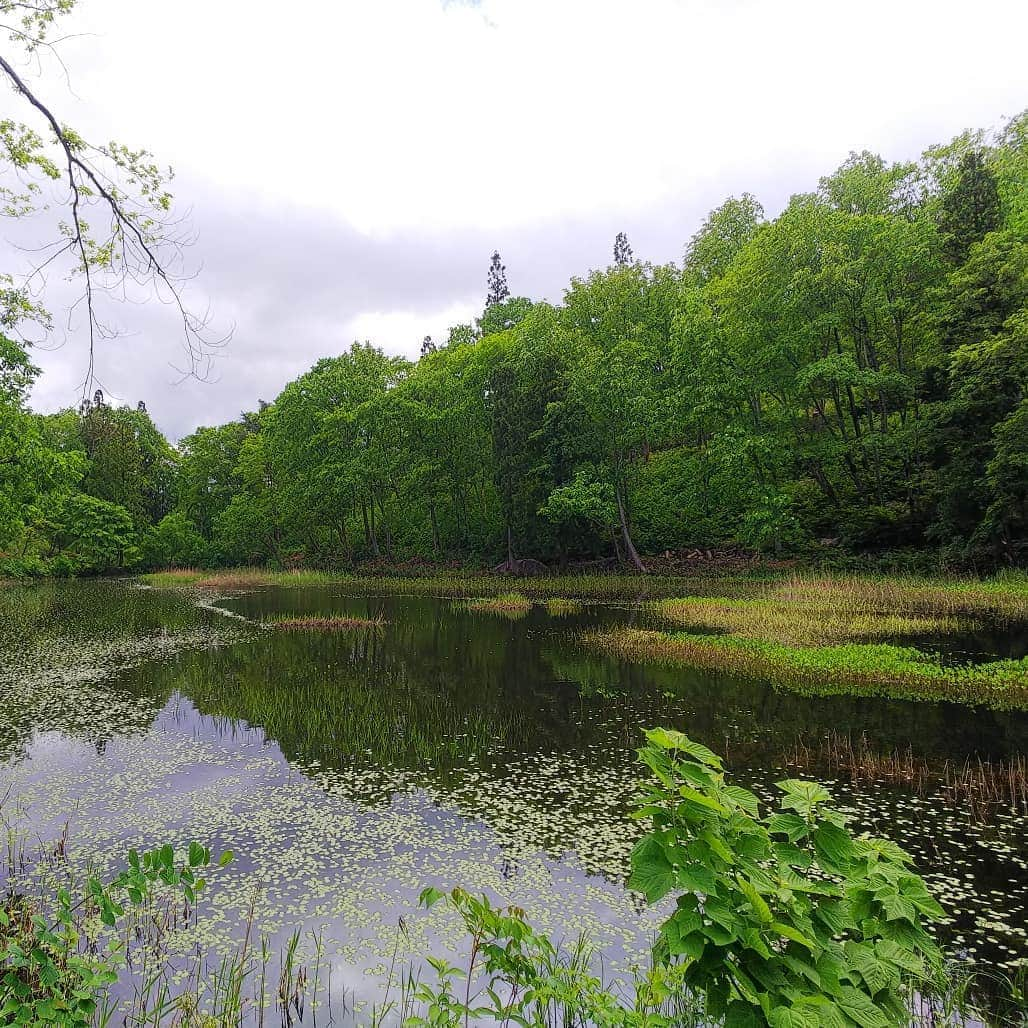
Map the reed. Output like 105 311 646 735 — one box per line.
544 597 583 616
264 615 384 631
655 595 969 646
785 731 1028 823
459 592 533 617
582 628 1028 709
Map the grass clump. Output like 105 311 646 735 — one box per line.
656 595 969 647
140 567 758 600
544 597 583 616
785 731 1028 823
459 592 533 618
768 572 1028 621
139 567 208 587
264 615 384 632
583 628 1028 709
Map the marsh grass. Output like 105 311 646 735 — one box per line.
459 592 533 617
655 596 971 646
264 615 385 631
545 597 584 616
768 572 1028 621
785 732 1028 822
140 567 757 600
139 567 1028 619
583 628 1028 709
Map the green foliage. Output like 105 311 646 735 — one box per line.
406 888 640 1027
408 732 949 1026
140 511 206 569
629 729 945 1026
0 842 231 1026
8 110 1028 575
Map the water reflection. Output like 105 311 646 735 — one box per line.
1 582 1026 1021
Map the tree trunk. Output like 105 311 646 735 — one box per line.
429 501 441 555
504 522 517 572
365 494 380 559
616 488 646 573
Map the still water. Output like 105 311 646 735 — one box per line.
1 580 1026 1019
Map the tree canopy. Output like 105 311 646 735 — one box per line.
2 110 1026 575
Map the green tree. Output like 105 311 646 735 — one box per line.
938 150 1002 265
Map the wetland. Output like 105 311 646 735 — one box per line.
1 574 1026 1023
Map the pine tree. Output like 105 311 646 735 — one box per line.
938 151 1001 265
613 231 633 266
486 251 510 306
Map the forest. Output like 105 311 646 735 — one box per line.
2 112 1026 578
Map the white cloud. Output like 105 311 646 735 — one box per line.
35 0 1028 236
6 0 1028 435
348 301 479 356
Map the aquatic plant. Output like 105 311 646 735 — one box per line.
544 597 584 616
0 841 230 1026
655 596 970 647
767 573 1028 622
138 568 1028 618
408 730 964 1027
141 567 758 600
786 733 1028 823
630 728 946 1026
584 629 1028 709
459 592 533 617
264 615 385 631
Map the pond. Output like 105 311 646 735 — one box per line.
1 579 1026 1021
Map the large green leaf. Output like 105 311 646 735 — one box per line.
835 985 891 1028
740 878 773 925
767 812 810 842
813 822 858 871
645 728 723 768
768 1006 825 1028
628 835 675 902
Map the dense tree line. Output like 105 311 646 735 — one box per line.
1 113 1025 575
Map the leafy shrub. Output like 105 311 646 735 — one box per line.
630 728 945 1026
410 731 947 1026
140 512 206 569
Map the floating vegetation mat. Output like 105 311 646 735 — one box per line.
583 628 1028 710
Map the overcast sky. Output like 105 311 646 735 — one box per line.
7 0 1028 439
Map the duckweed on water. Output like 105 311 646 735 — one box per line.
583 628 1028 709
4 579 1028 1023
